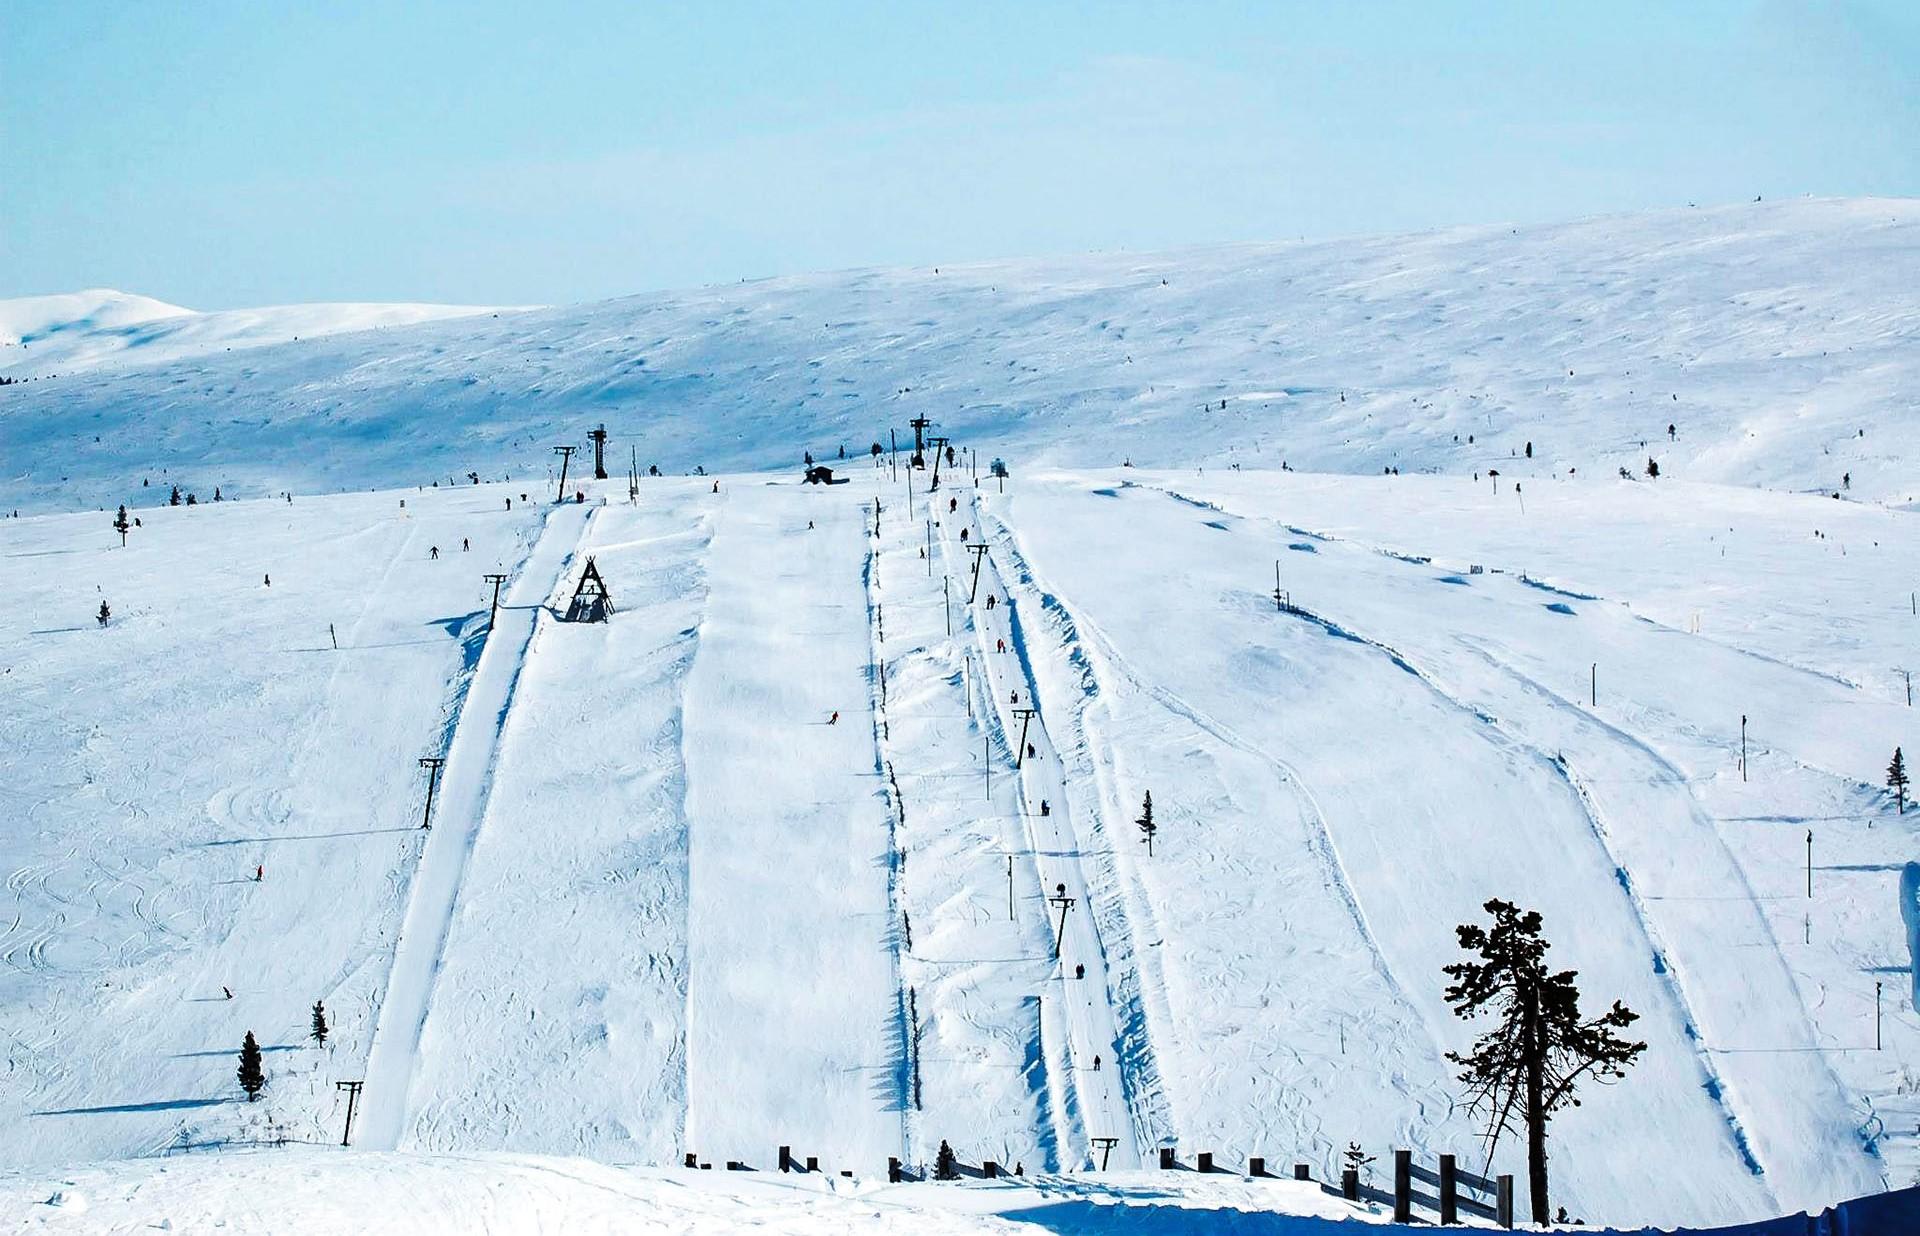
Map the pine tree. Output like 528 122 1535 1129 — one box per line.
1889 747 1909 815
237 1031 265 1101
113 505 130 546
1444 900 1646 1226
935 1139 959 1180
1645 457 1660 478
1137 791 1157 857
311 1001 330 1047
169 484 182 506
1342 1141 1376 1187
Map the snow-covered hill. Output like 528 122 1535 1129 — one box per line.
4 201 1919 1233
0 288 507 382
1 197 1914 515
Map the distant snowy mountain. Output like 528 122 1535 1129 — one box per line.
1 197 1915 515
0 288 195 346
0 288 512 380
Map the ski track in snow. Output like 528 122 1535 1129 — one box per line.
957 500 1162 1168
984 507 1453 1164
1125 475 1884 1211
358 503 593 1150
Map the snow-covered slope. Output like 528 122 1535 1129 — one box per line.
0 288 508 380
1 197 1914 514
4 201 1919 1232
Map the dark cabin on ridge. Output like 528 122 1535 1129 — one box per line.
804 465 846 485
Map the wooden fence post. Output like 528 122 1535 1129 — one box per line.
1497 1174 1515 1229
1439 1153 1458 1225
1159 1147 1176 1170
1293 1163 1310 1181
779 1145 792 1173
1247 1156 1264 1177
984 1161 999 1178
1196 1152 1213 1173
1394 1150 1412 1223
1342 1168 1359 1201
888 1156 902 1184
806 1156 819 1173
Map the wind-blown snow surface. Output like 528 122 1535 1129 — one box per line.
2 197 1916 512
0 287 503 380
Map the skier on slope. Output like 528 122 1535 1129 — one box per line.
97 601 111 627
828 712 839 725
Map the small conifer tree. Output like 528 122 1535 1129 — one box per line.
113 505 130 546
935 1139 959 1180
1343 1141 1376 1187
238 1031 265 1101
169 485 182 506
311 1001 330 1047
1645 457 1660 478
1137 791 1157 857
1889 747 1909 815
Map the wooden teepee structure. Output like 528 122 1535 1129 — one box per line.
562 557 614 623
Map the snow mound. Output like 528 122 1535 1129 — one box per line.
0 288 193 346
0 289 514 378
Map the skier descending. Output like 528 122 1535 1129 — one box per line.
96 601 111 627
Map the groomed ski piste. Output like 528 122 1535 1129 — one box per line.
3 198 1919 1233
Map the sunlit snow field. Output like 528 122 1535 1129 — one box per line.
2 198 1918 1232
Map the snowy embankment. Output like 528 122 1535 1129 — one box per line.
2 197 1916 513
0 1149 1468 1235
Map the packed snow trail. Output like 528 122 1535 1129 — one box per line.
680 482 902 1173
864 479 1062 1172
357 502 592 1151
396 497 715 1158
948 501 1146 1170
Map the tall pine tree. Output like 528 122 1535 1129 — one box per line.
1889 747 1909 815
237 1031 265 1102
310 1001 330 1047
113 505 130 546
1137 791 1157 857
1444 900 1645 1226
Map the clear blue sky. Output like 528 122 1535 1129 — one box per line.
3 1 1915 308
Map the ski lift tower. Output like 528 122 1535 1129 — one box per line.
589 424 610 480
909 416 933 469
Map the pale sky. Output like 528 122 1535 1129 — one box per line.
3 1 1915 308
